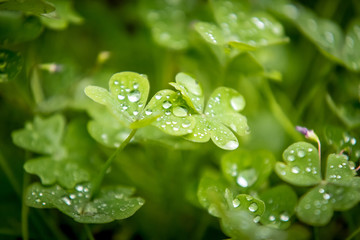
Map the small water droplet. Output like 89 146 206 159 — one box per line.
287 155 295 162
133 111 139 116
118 94 125 100
173 127 179 131
269 215 276 221
128 90 141 102
155 94 162 100
297 150 305 158
232 199 240 208
280 212 290 222
248 202 258 212
69 194 76 199
114 80 119 85
351 138 357 145
319 188 325 193
308 148 313 152
162 101 172 109
237 176 248 187
181 122 191 128
253 215 261 223
61 196 71 206
230 96 245 111
291 166 300 174
172 106 188 117
305 167 311 172
145 109 152 115
323 193 331 200
223 140 239 150
133 83 139 89
76 185 84 192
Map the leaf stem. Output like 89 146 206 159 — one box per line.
21 171 30 240
84 225 95 240
91 129 137 199
262 79 302 141
346 225 360 240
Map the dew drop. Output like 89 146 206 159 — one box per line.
114 80 119 85
133 111 139 116
237 176 249 188
269 215 276 221
351 138 357 145
308 148 313 152
145 109 152 115
223 140 239 150
172 106 188 117
236 168 257 188
319 188 325 193
133 83 139 89
297 150 306 158
280 212 290 222
232 198 240 208
291 166 300 174
128 90 141 102
248 202 258 212
162 101 172 109
61 196 71 206
155 94 162 100
323 193 331 200
181 122 191 128
69 194 76 199
230 96 245 111
76 185 84 192
117 94 125 100
287 155 295 162
253 215 261 223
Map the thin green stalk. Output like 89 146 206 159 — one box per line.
347 226 360 240
91 129 137 199
22 171 30 240
30 67 44 105
262 79 302 141
0 150 21 196
84 225 95 240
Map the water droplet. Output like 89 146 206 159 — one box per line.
248 202 258 212
297 150 305 158
236 168 257 188
145 109 152 115
128 90 141 102
269 215 276 221
351 138 357 145
308 148 313 152
230 96 245 111
76 185 84 192
69 194 76 199
324 31 334 43
291 166 300 174
118 94 125 100
162 101 172 109
84 203 98 215
232 198 240 208
61 196 71 205
181 122 191 128
237 176 248 187
172 106 188 117
287 155 295 162
133 111 139 116
319 188 325 193
253 215 261 223
155 94 162 100
305 167 311 172
133 83 139 89
252 17 265 29
323 193 331 200
222 140 239 150
173 127 179 131
280 212 290 222
114 80 119 85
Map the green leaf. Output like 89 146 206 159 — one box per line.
343 19 360 71
170 72 205 114
325 154 356 186
0 11 43 45
324 126 360 161
142 0 188 50
260 185 297 229
296 184 333 226
221 149 276 189
24 157 90 189
0 0 55 15
26 182 144 223
12 114 65 155
40 0 83 30
144 89 196 136
275 142 321 186
0 49 22 82
194 0 288 50
85 72 150 127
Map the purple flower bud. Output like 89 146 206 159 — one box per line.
296 126 308 136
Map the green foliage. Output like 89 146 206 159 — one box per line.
1 0 360 239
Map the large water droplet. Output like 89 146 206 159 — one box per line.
172 106 188 117
297 150 305 158
280 212 290 222
248 202 258 212
230 96 245 111
232 198 240 208
291 166 300 174
162 101 172 109
236 168 257 188
223 140 239 150
128 90 141 102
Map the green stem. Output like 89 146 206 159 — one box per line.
346 226 360 240
30 67 44 105
84 225 95 240
91 129 137 199
0 150 21 196
21 171 30 240
262 79 302 141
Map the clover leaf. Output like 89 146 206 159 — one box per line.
141 0 188 50
324 126 360 162
12 115 101 189
271 2 360 71
259 185 297 229
40 0 83 30
276 142 360 226
85 72 196 136
221 149 276 189
26 182 144 223
0 0 55 15
194 0 288 51
0 49 23 82
171 73 249 150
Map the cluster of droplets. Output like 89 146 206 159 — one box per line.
230 194 261 223
113 80 143 118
